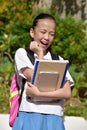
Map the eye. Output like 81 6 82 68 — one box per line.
40 31 46 34
50 33 55 37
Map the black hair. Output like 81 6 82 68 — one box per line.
32 13 56 28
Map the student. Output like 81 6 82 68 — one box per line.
13 13 74 130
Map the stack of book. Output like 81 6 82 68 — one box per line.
31 59 69 101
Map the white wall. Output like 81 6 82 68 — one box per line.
0 114 87 130
64 116 87 130
0 114 11 130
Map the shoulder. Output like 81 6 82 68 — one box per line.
15 48 26 55
15 48 28 61
15 48 28 58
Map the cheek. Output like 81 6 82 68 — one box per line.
50 36 54 42
48 37 54 46
34 33 42 41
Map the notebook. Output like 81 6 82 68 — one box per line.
30 59 69 101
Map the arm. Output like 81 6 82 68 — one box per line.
26 80 71 100
26 42 72 100
20 41 44 80
15 41 44 82
15 48 34 81
30 41 44 59
21 67 33 81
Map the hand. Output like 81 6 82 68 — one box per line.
30 41 44 59
26 82 40 98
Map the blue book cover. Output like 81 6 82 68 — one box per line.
61 62 69 87
31 60 39 84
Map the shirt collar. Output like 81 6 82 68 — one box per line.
34 51 52 60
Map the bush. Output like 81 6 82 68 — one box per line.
51 15 87 97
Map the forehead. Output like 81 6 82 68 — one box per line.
36 19 56 30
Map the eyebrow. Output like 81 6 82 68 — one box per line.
39 28 55 33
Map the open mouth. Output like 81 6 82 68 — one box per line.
40 41 48 46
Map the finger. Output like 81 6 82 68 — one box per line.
27 82 32 87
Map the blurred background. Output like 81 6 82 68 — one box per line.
0 0 87 119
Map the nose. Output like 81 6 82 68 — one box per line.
44 33 49 40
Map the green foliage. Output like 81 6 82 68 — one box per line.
64 102 87 119
0 1 33 57
0 55 13 113
51 14 87 98
0 84 10 113
0 0 87 118
52 16 86 62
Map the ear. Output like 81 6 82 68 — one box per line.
30 28 34 38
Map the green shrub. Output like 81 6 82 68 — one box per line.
51 15 87 97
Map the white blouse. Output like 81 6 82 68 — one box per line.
15 48 74 116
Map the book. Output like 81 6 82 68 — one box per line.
30 59 69 101
38 71 59 92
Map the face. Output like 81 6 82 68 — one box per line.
30 18 56 51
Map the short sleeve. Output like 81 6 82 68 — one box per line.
15 48 34 78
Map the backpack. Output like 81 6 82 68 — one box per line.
9 48 59 127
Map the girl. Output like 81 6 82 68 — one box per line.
13 13 74 130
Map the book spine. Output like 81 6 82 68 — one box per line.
31 60 39 84
61 62 69 87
